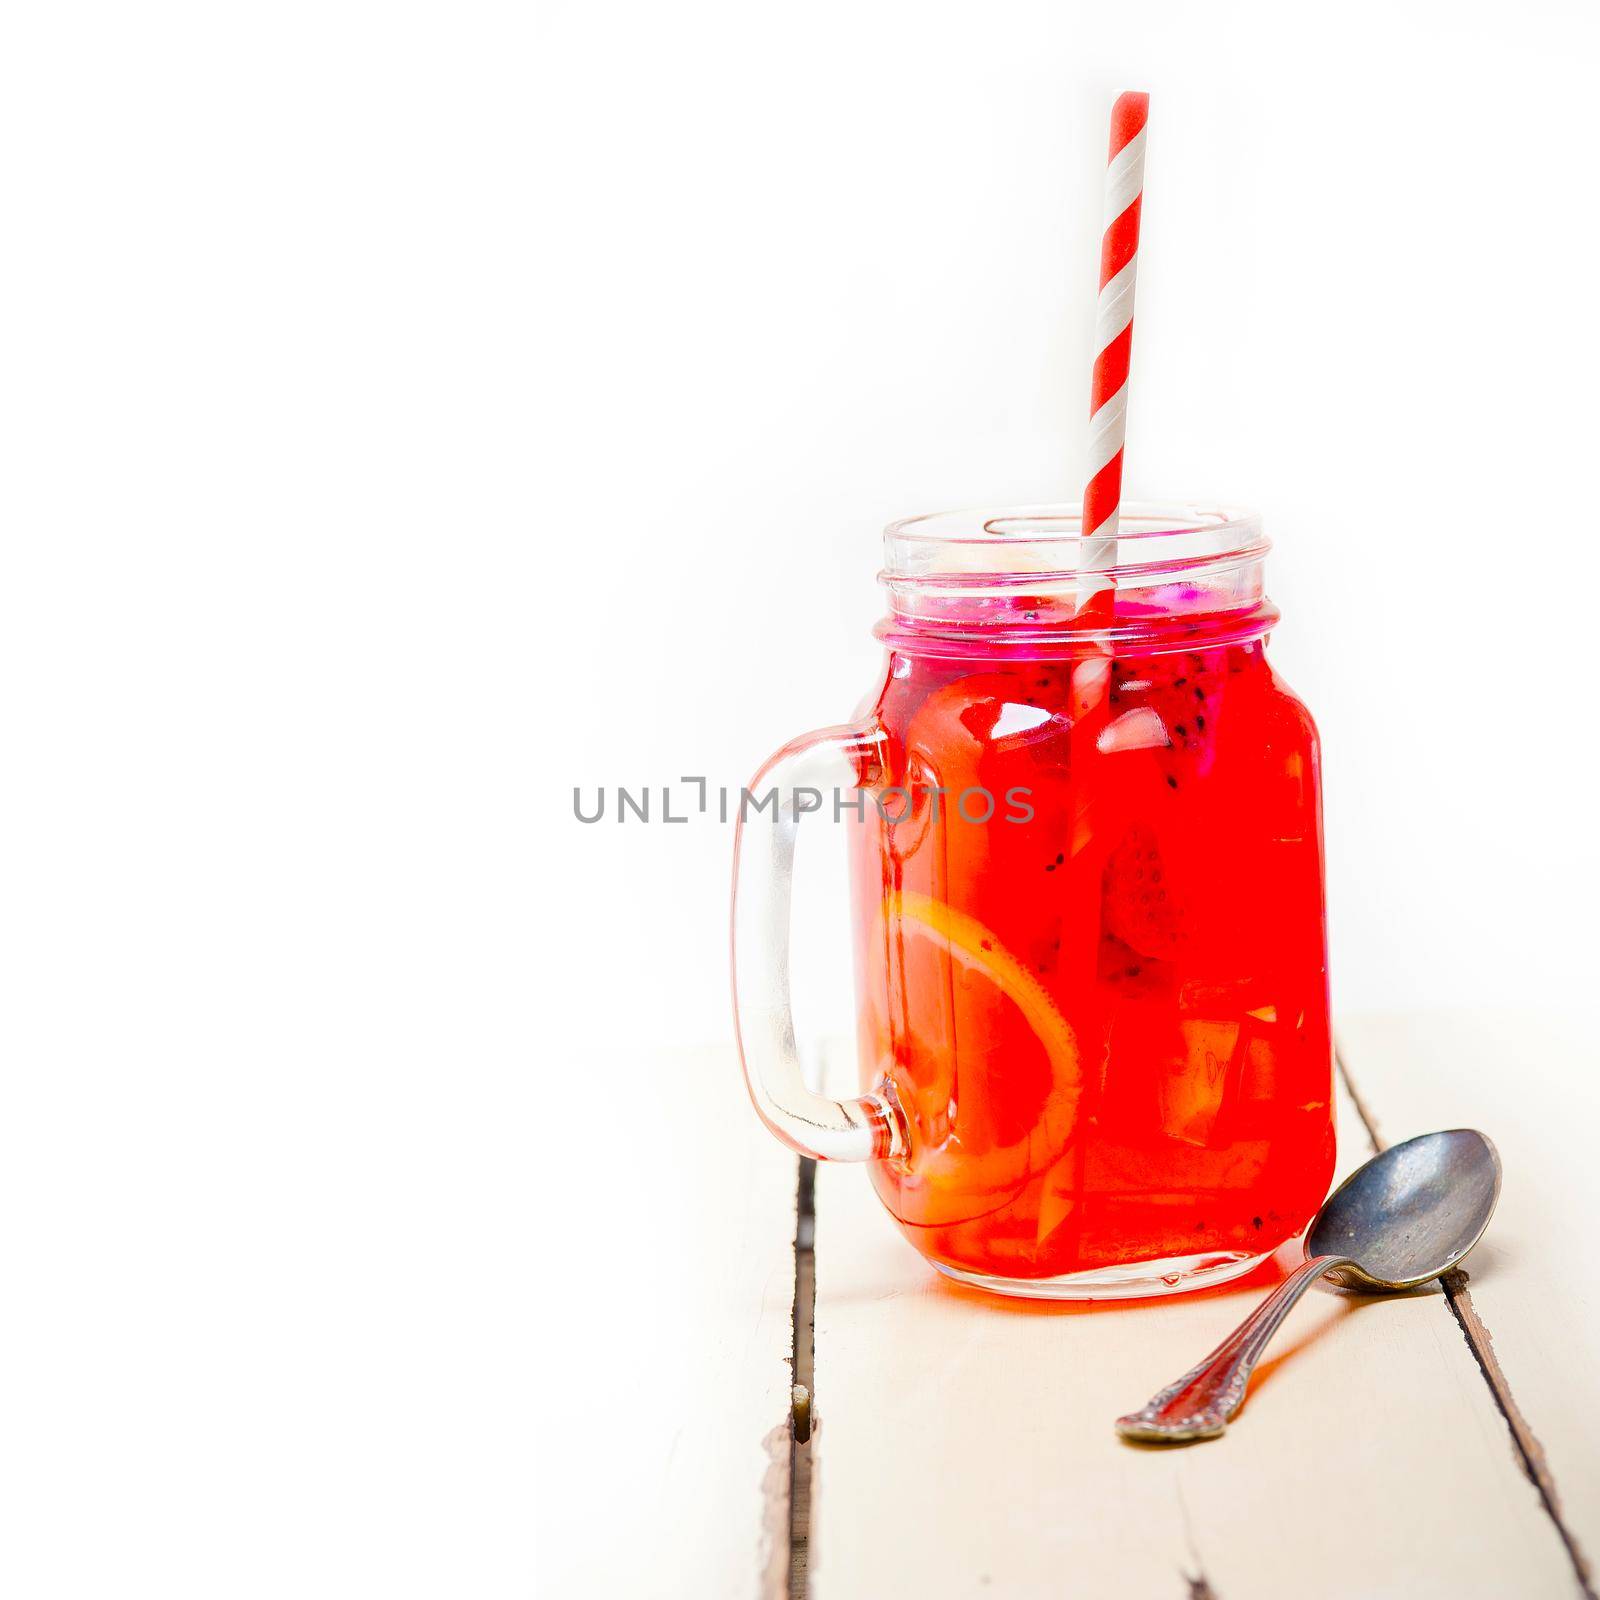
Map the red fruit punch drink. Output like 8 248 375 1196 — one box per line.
845 505 1333 1296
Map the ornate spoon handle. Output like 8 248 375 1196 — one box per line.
1115 1253 1354 1442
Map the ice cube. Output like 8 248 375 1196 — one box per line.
1097 705 1171 755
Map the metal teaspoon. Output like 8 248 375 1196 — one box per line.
1116 1129 1502 1443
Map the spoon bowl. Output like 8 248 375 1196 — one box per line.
1309 1128 1502 1290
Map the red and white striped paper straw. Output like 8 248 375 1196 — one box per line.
1078 91 1149 614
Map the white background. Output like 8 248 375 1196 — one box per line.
2 2 1597 1595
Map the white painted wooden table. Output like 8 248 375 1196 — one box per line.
541 1014 1598 1597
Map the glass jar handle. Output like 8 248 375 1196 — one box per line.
731 723 906 1162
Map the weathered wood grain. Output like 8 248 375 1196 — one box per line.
807 1043 1579 1597
1338 1010 1598 1597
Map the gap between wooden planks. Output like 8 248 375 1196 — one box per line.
769 1015 1597 1599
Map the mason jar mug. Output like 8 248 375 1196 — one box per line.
731 504 1334 1298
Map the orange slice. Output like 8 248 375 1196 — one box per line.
879 892 1087 1237
889 890 1082 1086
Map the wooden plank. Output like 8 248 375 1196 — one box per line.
1337 1010 1599 1594
808 1059 1576 1597
534 1045 798 1596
